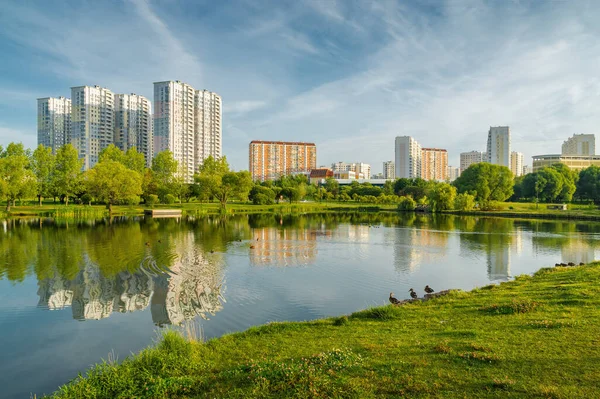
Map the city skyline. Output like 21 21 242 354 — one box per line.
3 1 600 173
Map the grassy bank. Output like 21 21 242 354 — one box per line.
49 263 600 398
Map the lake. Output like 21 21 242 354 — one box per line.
1 212 599 398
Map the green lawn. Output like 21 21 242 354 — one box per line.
49 263 600 398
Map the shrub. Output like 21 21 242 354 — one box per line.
146 194 159 206
454 192 476 211
253 193 274 205
398 196 416 211
80 193 92 205
164 194 177 204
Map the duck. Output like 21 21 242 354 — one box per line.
555 263 560 267
567 262 575 266
560 263 567 267
579 262 585 266
158 239 162 243
210 250 215 254
145 242 150 247
409 288 418 299
424 285 434 294
250 245 255 249
389 292 400 305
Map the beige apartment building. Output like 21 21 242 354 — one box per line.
532 154 600 172
249 141 317 181
421 148 448 181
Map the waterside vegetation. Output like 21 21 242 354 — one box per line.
49 262 600 398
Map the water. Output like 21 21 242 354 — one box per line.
1 213 599 398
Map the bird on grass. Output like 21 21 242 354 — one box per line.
145 242 150 247
158 239 162 243
389 292 400 305
409 288 418 299
567 262 575 266
579 262 585 266
424 285 434 294
250 245 255 249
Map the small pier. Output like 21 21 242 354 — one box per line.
144 209 183 218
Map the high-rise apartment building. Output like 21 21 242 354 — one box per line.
114 93 152 166
395 136 421 178
331 162 370 179
37 96 71 153
250 141 316 181
383 161 395 179
562 134 595 156
447 166 460 182
421 148 448 181
154 81 197 181
71 85 114 169
331 162 353 173
522 165 532 175
486 126 510 167
194 89 222 169
460 150 486 171
510 151 524 177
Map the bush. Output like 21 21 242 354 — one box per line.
454 192 476 211
80 193 92 205
164 194 177 204
146 194 159 206
398 196 416 211
253 193 274 205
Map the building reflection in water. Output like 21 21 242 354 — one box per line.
561 239 596 264
391 226 448 273
250 228 317 266
37 232 224 326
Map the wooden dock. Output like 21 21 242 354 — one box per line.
144 209 183 218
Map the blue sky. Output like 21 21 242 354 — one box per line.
1 0 600 172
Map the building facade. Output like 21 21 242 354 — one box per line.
421 148 448 181
153 81 197 181
460 150 486 171
562 134 595 156
71 85 115 170
447 166 460 182
532 154 600 172
510 151 524 177
486 126 510 167
383 161 395 179
395 136 421 178
37 96 71 153
331 162 370 179
249 141 317 181
522 165 532 175
114 93 152 166
194 89 222 170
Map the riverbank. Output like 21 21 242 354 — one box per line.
49 263 600 398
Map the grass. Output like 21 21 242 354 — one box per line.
48 263 600 398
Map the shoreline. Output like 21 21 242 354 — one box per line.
49 262 600 398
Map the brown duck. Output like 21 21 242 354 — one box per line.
424 285 434 294
409 288 418 299
389 292 400 305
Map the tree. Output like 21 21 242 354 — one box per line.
86 160 143 213
453 163 513 208
383 180 395 195
537 167 563 202
124 148 146 175
429 182 457 211
324 178 339 196
576 166 600 202
53 144 83 206
151 150 178 202
454 192 476 211
0 143 37 211
398 196 416 211
194 156 253 210
550 163 578 202
31 145 55 206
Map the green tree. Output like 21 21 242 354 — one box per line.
454 192 476 211
429 182 457 211
0 143 37 211
151 150 178 201
550 163 578 202
383 180 395 195
31 144 56 206
537 167 563 202
453 163 513 208
86 160 143 213
324 177 339 196
98 144 125 164
397 196 416 211
576 165 600 202
194 156 252 210
53 144 83 206
124 147 146 174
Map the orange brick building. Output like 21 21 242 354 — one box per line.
421 148 448 181
249 140 317 181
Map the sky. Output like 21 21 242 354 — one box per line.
1 0 600 173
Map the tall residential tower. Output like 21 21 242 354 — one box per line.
114 93 152 166
249 141 316 181
510 151 524 177
421 148 448 181
71 85 115 170
460 150 486 171
562 134 595 156
486 126 510 167
395 136 422 178
37 96 71 153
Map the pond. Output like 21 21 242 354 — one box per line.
1 212 599 398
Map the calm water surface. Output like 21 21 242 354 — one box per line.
1 213 599 398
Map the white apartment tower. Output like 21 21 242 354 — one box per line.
486 126 510 167
383 161 395 179
114 93 153 166
395 136 421 178
71 85 114 170
154 81 222 182
154 81 196 181
447 166 460 182
562 134 595 156
37 96 71 153
354 163 371 179
460 151 486 171
510 151 524 177
195 90 222 170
